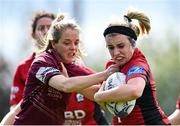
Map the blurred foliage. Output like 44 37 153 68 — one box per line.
140 33 180 116
0 55 12 121
0 88 10 121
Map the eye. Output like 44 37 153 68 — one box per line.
117 44 125 49
74 41 80 46
46 25 51 30
37 26 45 31
62 40 71 45
107 46 114 50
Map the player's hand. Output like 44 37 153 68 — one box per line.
94 82 108 111
105 64 119 79
60 62 69 77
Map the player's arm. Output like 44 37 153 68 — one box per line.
0 101 21 125
168 109 180 125
94 77 145 102
78 84 101 100
93 82 108 110
48 64 119 93
169 97 180 125
49 72 107 93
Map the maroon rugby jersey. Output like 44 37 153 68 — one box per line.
106 48 170 125
10 53 35 105
14 49 107 125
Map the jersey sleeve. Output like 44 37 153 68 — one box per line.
31 59 62 85
126 60 149 83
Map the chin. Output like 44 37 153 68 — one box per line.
115 61 125 66
65 59 75 64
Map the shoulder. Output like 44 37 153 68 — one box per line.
15 53 35 71
125 48 149 71
132 48 148 64
33 51 58 66
79 65 96 74
66 63 96 76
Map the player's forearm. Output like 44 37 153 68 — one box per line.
94 84 139 102
78 85 101 100
49 71 108 93
169 109 180 125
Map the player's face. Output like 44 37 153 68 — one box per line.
52 28 80 64
106 34 135 67
33 17 53 47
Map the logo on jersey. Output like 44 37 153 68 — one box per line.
10 86 19 101
11 86 19 94
36 67 60 83
64 110 86 119
127 66 144 76
76 93 84 102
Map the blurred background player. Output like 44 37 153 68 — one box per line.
10 10 56 110
0 10 56 125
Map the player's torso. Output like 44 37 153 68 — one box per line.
64 92 97 125
107 49 169 125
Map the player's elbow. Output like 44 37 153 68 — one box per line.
61 84 75 93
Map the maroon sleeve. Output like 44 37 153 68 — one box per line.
35 66 61 85
31 57 62 85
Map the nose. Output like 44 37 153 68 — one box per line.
44 26 49 34
70 43 77 50
113 47 120 56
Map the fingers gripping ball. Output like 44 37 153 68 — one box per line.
104 72 136 117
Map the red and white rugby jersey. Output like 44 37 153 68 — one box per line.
106 48 170 125
10 53 35 106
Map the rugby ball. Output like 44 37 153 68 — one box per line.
104 72 136 117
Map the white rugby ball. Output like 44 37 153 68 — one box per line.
104 72 136 117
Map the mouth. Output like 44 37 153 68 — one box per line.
114 56 124 61
68 52 76 57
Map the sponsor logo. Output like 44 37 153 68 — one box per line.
11 86 19 93
64 110 86 119
76 93 84 102
127 66 144 76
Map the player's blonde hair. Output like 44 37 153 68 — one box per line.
38 13 84 60
104 7 151 40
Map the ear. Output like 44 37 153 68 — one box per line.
32 33 36 39
50 40 56 48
